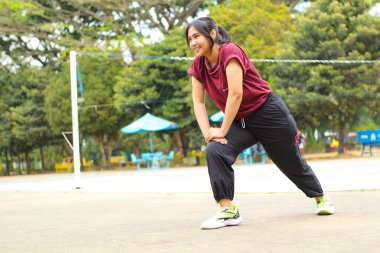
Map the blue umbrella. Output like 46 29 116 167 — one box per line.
210 111 224 123
121 113 178 153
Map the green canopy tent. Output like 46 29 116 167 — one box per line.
121 113 178 153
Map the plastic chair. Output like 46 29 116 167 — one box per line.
152 152 164 169
242 148 253 165
130 153 143 170
165 151 175 168
141 153 153 169
260 150 267 164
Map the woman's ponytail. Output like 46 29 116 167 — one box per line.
216 26 232 44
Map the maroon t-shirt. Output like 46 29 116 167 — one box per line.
188 42 271 120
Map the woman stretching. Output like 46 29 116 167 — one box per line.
185 17 334 230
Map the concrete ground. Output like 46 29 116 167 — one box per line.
1 157 380 253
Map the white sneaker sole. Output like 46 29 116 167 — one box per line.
317 206 335 215
200 216 243 230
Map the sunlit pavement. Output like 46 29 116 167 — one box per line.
1 157 380 253
0 157 379 193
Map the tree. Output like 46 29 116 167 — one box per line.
271 0 380 153
44 50 128 167
0 69 13 175
271 0 307 9
208 0 294 80
114 28 197 154
78 54 128 166
0 67 54 174
0 0 205 68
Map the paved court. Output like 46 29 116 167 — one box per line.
0 157 380 253
0 158 379 193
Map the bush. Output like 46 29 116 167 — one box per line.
304 140 326 153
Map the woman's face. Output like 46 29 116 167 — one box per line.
187 26 211 57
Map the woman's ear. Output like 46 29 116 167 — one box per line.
210 29 217 40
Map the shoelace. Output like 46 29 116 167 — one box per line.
217 208 237 220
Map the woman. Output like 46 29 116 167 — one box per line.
185 17 334 230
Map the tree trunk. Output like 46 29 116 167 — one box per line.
179 128 188 157
132 147 140 157
80 138 84 170
96 136 111 169
39 145 46 172
172 130 182 150
4 147 10 176
25 151 32 174
98 141 106 167
107 141 112 165
17 154 22 175
338 119 345 154
10 150 15 174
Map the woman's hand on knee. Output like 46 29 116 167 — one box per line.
212 138 228 145
204 128 228 144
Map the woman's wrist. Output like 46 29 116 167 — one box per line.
202 127 210 137
220 124 230 136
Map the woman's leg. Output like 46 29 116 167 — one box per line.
245 94 324 198
206 121 257 202
201 122 256 229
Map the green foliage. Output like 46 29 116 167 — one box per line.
77 53 127 139
209 0 294 79
0 69 12 150
304 139 327 153
1 1 208 169
7 68 52 149
43 63 72 134
114 28 197 151
0 67 55 173
2 0 380 171
44 48 129 165
0 0 205 68
115 28 193 125
271 0 380 152
351 108 380 131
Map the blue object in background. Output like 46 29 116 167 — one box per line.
358 129 380 157
209 111 224 123
121 113 178 153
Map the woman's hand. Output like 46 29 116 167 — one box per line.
204 127 228 144
212 138 228 145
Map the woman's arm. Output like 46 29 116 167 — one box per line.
204 58 243 143
192 76 227 144
192 76 210 137
221 58 243 134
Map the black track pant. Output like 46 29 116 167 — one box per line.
206 93 324 202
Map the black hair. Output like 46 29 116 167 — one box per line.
185 17 232 51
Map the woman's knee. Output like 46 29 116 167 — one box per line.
206 141 222 157
206 141 236 165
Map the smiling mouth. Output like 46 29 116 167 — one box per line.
193 47 201 53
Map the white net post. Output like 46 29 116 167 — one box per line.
69 51 81 189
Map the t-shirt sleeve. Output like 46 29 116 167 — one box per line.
188 58 202 83
221 43 248 75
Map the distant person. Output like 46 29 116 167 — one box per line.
326 137 332 152
298 131 305 155
185 17 334 230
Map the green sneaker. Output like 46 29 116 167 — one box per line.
200 204 242 230
316 197 335 215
